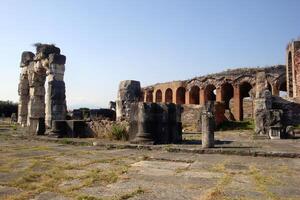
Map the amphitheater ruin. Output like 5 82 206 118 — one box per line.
17 39 300 141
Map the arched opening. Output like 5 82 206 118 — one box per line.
221 83 233 109
288 52 293 97
205 84 216 102
240 82 253 121
189 86 200 104
155 90 162 102
165 88 173 103
146 91 153 102
176 87 186 104
279 81 287 97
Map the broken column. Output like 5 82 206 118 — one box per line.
45 53 67 128
27 59 47 134
116 80 141 121
201 102 215 148
18 51 34 126
130 102 182 144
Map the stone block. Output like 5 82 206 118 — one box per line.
51 120 88 138
21 51 34 66
49 54 66 65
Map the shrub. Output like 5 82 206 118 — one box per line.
109 124 129 141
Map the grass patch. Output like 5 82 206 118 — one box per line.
218 119 254 131
117 187 145 200
249 165 281 200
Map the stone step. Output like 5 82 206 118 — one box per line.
252 134 270 140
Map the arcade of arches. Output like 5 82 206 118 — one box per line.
142 66 287 121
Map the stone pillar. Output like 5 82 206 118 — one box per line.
116 80 141 121
45 53 67 128
233 85 241 121
272 83 279 96
201 102 215 148
216 87 222 102
18 51 34 126
185 90 190 105
200 88 205 106
27 60 47 133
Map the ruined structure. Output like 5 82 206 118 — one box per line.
129 102 182 144
142 65 286 122
286 40 300 99
17 44 67 133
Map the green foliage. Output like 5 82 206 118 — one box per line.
109 124 129 141
218 119 254 131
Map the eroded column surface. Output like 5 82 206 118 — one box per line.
45 53 67 128
18 51 34 126
116 80 141 121
27 60 46 133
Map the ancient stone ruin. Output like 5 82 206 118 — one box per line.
17 44 67 134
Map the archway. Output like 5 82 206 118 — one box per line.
205 84 216 102
146 91 153 102
240 82 253 121
165 88 173 103
221 83 233 109
176 87 186 104
189 86 200 104
155 90 162 102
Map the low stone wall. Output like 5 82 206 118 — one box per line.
181 104 201 132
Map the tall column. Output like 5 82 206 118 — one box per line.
45 53 67 128
233 84 242 121
18 52 34 126
27 60 46 133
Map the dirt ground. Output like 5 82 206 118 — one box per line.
0 127 300 200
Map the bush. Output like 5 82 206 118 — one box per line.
0 100 18 117
109 124 129 141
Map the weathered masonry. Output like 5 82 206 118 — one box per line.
17 44 67 133
286 40 300 99
142 65 286 121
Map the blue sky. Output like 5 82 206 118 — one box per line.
0 0 299 108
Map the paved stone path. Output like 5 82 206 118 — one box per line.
0 129 300 200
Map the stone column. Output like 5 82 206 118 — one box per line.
27 60 47 133
199 87 205 106
216 87 222 102
45 53 67 128
201 102 215 148
185 90 190 104
233 85 241 121
18 51 34 126
116 80 141 121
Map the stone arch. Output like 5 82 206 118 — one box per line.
189 86 200 104
155 90 162 102
176 87 186 104
239 81 253 121
146 91 153 102
221 82 233 109
204 84 216 102
165 88 173 103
